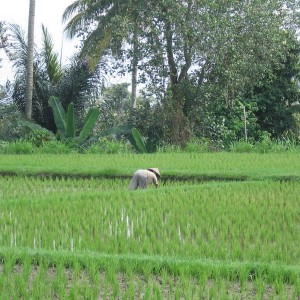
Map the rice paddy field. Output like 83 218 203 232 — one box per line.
0 153 299 299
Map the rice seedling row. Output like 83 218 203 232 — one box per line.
0 152 300 180
0 250 298 299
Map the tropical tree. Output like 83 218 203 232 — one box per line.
97 83 131 130
62 0 148 108
6 23 102 133
142 0 299 144
25 0 36 120
0 21 7 68
62 0 299 145
247 36 300 137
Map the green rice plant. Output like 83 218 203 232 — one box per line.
14 275 29 299
293 278 300 299
274 277 284 295
198 270 210 296
0 252 297 299
125 280 136 299
238 266 251 292
144 280 153 300
111 276 120 299
51 262 68 298
3 253 17 275
153 281 163 300
205 281 216 299
0 276 5 297
254 277 266 299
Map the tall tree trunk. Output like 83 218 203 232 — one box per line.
25 0 35 120
131 21 138 109
164 16 189 146
161 2 193 146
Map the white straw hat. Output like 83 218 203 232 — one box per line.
147 168 161 177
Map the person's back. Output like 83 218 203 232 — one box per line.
128 168 160 190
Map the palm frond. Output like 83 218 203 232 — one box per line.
41 24 63 84
8 24 29 71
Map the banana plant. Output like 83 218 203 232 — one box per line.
49 96 99 143
130 127 148 153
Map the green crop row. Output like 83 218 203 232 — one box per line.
0 152 300 180
0 247 299 299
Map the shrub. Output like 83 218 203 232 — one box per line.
184 138 210 153
0 104 32 141
35 140 74 154
85 139 132 154
3 141 35 154
24 130 55 147
230 136 300 153
254 133 274 153
229 141 255 153
0 141 8 153
156 144 183 153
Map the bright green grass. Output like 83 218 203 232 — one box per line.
0 152 300 180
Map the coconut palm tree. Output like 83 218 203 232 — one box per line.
0 21 7 66
25 0 36 120
62 0 149 108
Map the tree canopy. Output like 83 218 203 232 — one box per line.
62 0 300 144
0 0 299 146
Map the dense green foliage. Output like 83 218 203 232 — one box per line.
48 96 100 143
2 24 102 133
61 0 300 145
0 1 300 147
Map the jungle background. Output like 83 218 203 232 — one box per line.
0 0 300 154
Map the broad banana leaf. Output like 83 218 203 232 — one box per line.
66 103 75 138
78 108 100 142
21 119 54 135
96 124 134 139
48 96 66 136
131 128 147 153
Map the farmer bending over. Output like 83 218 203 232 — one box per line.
128 168 160 190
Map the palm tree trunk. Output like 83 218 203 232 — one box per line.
25 0 36 119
